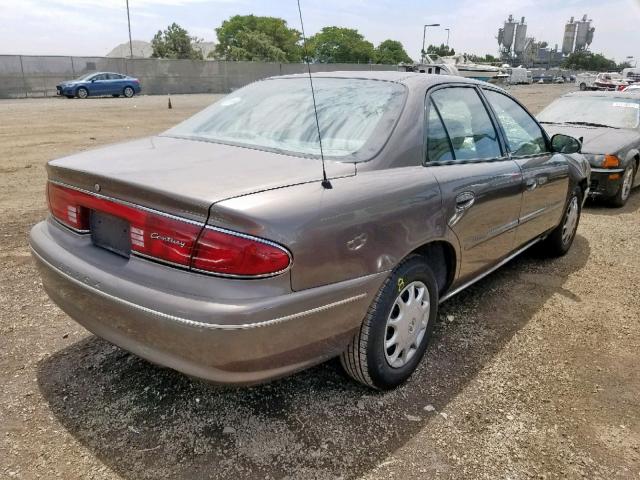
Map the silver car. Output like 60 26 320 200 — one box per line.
30 72 590 390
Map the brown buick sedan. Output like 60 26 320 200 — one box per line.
30 72 590 390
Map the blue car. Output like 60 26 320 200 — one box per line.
56 72 141 99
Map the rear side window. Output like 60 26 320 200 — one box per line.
430 87 502 161
426 101 454 162
483 89 547 156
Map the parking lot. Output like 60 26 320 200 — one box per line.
1 84 639 479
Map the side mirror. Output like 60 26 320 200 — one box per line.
551 133 581 154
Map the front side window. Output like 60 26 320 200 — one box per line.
483 89 547 156
430 87 502 161
164 78 406 160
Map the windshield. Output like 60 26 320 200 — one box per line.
163 78 406 160
538 96 640 129
74 72 97 82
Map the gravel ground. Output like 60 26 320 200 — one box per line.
1 85 638 480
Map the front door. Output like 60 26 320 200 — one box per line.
482 89 569 246
425 85 523 285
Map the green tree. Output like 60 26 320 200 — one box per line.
213 15 301 62
563 51 617 72
375 39 412 64
465 53 500 64
308 27 375 63
426 44 455 57
151 23 203 60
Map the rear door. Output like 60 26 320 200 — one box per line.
481 88 569 247
105 73 125 95
425 85 523 285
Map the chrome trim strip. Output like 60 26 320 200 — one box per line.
439 237 542 303
591 168 624 174
31 246 364 331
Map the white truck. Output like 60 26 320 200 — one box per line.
506 67 533 85
576 73 597 91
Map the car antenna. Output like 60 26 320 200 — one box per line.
297 0 332 189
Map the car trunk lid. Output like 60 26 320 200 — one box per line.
47 135 356 222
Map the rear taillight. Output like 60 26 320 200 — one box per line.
47 183 291 277
192 228 291 276
48 183 199 266
48 183 90 231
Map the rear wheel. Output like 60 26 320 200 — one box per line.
539 186 582 257
340 256 439 390
76 87 88 99
609 164 635 208
579 82 587 91
123 86 135 98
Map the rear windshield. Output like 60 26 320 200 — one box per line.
163 78 406 160
538 96 640 129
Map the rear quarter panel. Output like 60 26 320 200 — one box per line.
209 167 453 291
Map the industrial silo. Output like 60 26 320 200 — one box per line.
514 17 527 54
502 14 516 51
562 17 577 55
575 15 592 51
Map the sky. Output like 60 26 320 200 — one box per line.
1 0 639 64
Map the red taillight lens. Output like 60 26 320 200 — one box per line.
48 183 199 266
47 183 291 276
48 183 90 231
191 228 291 276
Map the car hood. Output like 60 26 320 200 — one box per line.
542 124 640 156
46 135 356 222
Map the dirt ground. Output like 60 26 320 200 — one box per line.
1 84 639 480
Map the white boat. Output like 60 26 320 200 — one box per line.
398 55 460 77
439 54 505 83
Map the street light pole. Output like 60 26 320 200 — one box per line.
445 28 450 47
421 23 441 63
126 0 134 58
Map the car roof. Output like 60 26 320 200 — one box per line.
563 91 640 100
268 70 489 89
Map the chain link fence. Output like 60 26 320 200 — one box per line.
0 55 397 98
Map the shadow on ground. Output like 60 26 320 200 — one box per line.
37 236 590 479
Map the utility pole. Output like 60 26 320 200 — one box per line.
126 0 134 58
445 28 450 47
421 23 441 62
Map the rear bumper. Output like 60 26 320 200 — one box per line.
30 219 385 385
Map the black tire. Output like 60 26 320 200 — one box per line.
64 95 74 99
123 86 135 98
539 186 582 257
579 82 587 91
609 164 635 208
76 87 89 99
112 94 120 98
340 255 439 390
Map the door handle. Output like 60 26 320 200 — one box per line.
455 191 475 211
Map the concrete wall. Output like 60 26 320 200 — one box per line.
0 55 398 98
